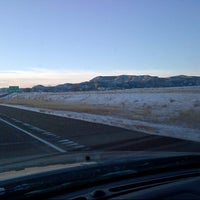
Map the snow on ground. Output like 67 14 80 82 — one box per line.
0 103 200 142
1 87 200 142
2 87 200 125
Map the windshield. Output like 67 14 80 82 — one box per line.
0 0 199 182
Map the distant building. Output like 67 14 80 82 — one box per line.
8 86 20 93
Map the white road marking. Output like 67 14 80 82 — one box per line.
30 127 43 131
64 143 78 146
58 139 86 149
0 118 66 153
42 132 56 136
60 141 76 144
62 141 74 144
60 141 71 144
74 145 85 149
59 139 70 142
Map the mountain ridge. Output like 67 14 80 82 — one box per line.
27 75 200 92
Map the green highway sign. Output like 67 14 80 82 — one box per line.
8 86 20 93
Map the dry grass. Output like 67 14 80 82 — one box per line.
0 98 154 122
0 99 122 116
1 87 200 130
193 100 200 107
167 109 200 129
169 98 175 103
133 125 159 133
60 86 200 94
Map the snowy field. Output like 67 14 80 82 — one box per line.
0 86 200 142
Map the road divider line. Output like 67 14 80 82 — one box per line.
0 118 66 153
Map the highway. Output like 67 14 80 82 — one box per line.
0 119 56 160
0 105 200 166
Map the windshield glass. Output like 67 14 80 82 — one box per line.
0 0 199 180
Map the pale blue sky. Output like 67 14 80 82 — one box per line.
0 0 199 87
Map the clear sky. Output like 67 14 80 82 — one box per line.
0 0 199 87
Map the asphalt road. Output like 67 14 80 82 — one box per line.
0 119 56 160
0 105 200 165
